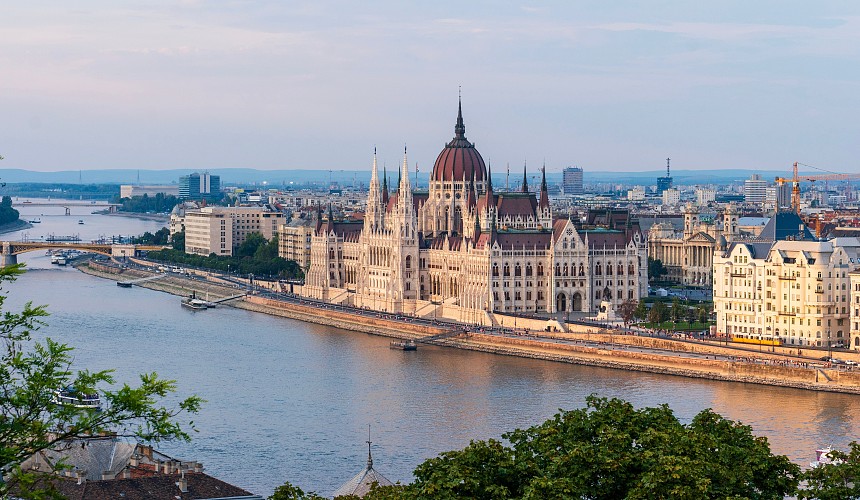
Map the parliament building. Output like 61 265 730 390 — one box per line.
303 102 647 323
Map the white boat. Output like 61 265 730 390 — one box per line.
181 297 208 310
56 255 67 266
77 219 84 225
810 446 843 468
53 387 102 410
50 254 59 264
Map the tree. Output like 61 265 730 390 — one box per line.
648 301 668 325
634 301 648 322
269 481 327 499
619 300 638 327
171 230 185 251
697 305 711 325
365 396 799 500
647 258 667 282
685 305 697 327
797 442 860 500
670 297 684 324
0 265 202 496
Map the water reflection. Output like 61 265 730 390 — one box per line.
5 236 860 497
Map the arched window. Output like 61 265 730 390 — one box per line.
405 255 412 269
537 263 544 276
515 264 522 277
563 264 569 276
492 264 499 277
596 263 602 275
578 263 585 276
526 264 533 276
555 264 561 276
607 264 613 275
629 264 635 275
503 264 511 277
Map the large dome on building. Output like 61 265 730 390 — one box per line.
431 101 487 183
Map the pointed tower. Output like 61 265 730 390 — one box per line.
365 148 383 231
538 165 551 228
382 165 389 208
521 163 529 193
483 163 496 232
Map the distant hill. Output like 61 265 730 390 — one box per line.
0 168 791 187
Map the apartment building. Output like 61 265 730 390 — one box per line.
714 218 860 347
184 206 284 256
278 217 315 270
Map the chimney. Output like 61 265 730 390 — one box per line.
176 471 188 493
122 467 131 479
192 462 203 473
130 454 139 467
101 470 113 481
76 470 85 485
162 463 171 474
141 445 153 459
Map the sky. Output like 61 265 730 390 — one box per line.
2 1 860 174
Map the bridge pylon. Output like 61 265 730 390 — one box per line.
1 242 18 267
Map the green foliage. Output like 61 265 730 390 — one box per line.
0 264 202 497
797 442 860 499
147 233 302 280
648 300 668 324
171 230 185 251
116 193 178 213
670 297 684 323
697 305 711 325
634 301 648 321
355 396 799 500
0 195 20 225
131 227 170 245
647 257 667 282
269 481 327 499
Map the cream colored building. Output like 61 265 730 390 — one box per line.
184 206 284 256
646 204 739 286
302 103 648 323
662 188 680 206
714 218 860 347
850 270 860 351
279 217 315 271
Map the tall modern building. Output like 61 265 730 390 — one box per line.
179 172 221 200
562 167 583 195
656 158 673 195
744 174 767 204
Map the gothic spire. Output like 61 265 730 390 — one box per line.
366 426 373 470
455 92 465 140
521 162 529 193
539 164 550 210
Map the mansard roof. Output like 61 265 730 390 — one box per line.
755 211 814 242
582 228 633 248
494 230 552 249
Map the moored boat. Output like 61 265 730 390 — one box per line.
810 446 843 468
53 387 102 410
390 340 418 351
181 297 208 310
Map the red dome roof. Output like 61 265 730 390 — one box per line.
431 102 487 183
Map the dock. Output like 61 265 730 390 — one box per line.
117 274 169 287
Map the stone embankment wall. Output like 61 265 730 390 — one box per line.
78 261 860 394
239 296 445 339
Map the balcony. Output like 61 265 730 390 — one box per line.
778 276 795 281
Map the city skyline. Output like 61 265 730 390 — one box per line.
2 1 859 173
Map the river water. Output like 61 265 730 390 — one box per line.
6 203 860 497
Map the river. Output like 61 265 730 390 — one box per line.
5 203 860 497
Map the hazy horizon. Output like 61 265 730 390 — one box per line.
3 2 859 174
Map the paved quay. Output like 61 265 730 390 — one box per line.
78 259 860 394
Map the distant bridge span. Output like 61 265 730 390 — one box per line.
0 241 168 266
13 201 121 207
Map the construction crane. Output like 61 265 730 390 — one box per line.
775 162 860 214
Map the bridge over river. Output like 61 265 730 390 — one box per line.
0 240 167 266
